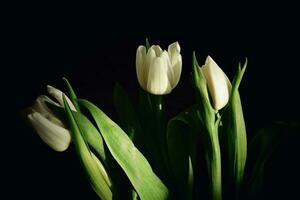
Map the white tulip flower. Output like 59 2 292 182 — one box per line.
27 85 76 152
201 56 231 110
136 42 182 95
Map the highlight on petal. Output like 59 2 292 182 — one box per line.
147 57 172 95
202 56 231 110
28 112 71 152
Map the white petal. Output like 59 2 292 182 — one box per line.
170 54 182 88
160 50 173 83
136 45 147 89
167 42 182 88
150 45 163 56
28 112 71 152
33 95 56 116
168 41 181 66
33 96 64 127
224 73 232 96
202 56 230 110
147 57 172 95
47 85 76 111
143 48 156 87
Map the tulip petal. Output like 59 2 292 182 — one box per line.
28 112 71 152
202 56 230 110
147 57 172 95
168 42 182 88
144 48 156 86
150 45 163 57
32 96 65 127
47 85 76 111
225 73 232 96
171 54 182 88
136 45 147 90
161 50 174 84
168 42 181 66
135 42 182 95
33 95 58 116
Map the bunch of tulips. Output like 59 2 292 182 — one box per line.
25 40 288 200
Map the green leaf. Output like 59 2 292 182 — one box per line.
78 99 169 200
74 112 107 164
113 83 141 141
221 59 247 197
62 77 81 112
167 105 199 200
130 190 139 200
63 96 112 200
46 101 107 164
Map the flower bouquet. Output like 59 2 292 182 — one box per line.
23 40 297 200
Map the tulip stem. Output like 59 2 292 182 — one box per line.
207 127 222 200
202 114 222 200
152 95 170 182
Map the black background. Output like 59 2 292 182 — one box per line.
5 1 300 199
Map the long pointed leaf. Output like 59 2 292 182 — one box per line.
221 60 247 198
78 99 169 200
63 77 81 112
63 96 112 200
74 112 107 165
46 102 107 164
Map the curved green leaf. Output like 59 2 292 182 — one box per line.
46 101 107 164
78 99 169 200
221 59 247 198
74 112 107 164
63 96 112 200
62 77 81 112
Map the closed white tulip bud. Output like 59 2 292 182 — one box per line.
201 56 231 110
27 85 76 152
136 42 182 95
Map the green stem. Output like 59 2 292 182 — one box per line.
211 132 222 200
152 95 169 181
205 125 222 200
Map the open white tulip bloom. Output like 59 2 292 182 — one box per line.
202 56 231 110
27 85 76 152
136 42 182 95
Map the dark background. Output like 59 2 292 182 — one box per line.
5 1 300 199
